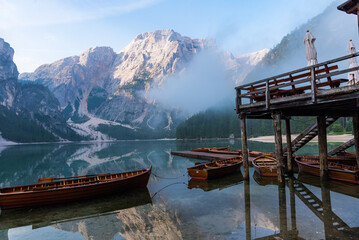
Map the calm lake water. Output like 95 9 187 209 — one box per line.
0 140 358 240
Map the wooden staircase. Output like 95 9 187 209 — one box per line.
284 117 339 154
328 138 355 156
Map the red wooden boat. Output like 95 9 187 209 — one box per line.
0 167 152 209
294 154 357 166
252 156 277 177
187 158 242 180
208 149 241 155
295 157 359 184
249 151 276 158
190 146 229 152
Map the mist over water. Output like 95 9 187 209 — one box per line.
147 49 235 115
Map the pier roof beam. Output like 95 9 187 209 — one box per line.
338 0 359 35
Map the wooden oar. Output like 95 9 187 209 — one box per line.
38 173 111 183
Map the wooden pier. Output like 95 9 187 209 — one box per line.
235 52 359 186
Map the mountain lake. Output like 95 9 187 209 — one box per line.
0 140 358 240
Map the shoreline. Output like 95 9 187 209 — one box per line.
248 134 354 143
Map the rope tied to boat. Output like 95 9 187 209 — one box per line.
150 182 187 199
151 171 188 180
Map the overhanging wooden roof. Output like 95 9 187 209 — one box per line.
338 0 359 15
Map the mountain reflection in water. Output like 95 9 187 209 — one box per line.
0 140 358 239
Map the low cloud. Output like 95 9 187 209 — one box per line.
147 50 235 115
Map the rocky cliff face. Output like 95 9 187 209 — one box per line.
19 30 267 139
0 38 18 107
0 38 82 142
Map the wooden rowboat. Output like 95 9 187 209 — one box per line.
294 154 357 166
252 156 277 177
190 146 229 152
208 149 241 155
295 157 359 184
248 151 276 158
0 167 152 209
187 158 242 180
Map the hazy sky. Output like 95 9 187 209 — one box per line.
0 0 339 73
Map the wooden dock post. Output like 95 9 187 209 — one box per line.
353 113 359 166
273 112 285 187
285 118 293 175
317 116 328 181
240 114 249 180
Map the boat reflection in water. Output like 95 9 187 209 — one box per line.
253 171 278 186
188 172 243 192
297 172 359 198
0 188 152 230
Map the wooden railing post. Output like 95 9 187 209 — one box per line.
236 88 241 114
265 79 270 109
310 66 317 103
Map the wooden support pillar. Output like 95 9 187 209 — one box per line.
241 115 249 180
317 116 328 181
273 112 285 187
353 113 359 166
285 118 293 176
244 180 251 240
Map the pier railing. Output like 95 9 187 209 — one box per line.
236 52 359 113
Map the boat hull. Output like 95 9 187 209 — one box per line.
0 168 151 209
295 159 359 184
252 156 277 177
188 159 242 180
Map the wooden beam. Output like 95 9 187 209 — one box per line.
317 116 328 181
353 113 359 166
240 115 249 180
273 112 285 186
285 118 293 175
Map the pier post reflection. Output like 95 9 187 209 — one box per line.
278 185 288 238
321 182 333 239
244 180 251 240
288 177 297 232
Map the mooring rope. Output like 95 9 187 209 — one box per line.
150 181 187 199
151 171 187 180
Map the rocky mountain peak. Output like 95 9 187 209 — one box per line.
0 38 18 107
0 38 18 81
79 46 116 69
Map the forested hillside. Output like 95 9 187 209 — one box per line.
176 108 353 139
